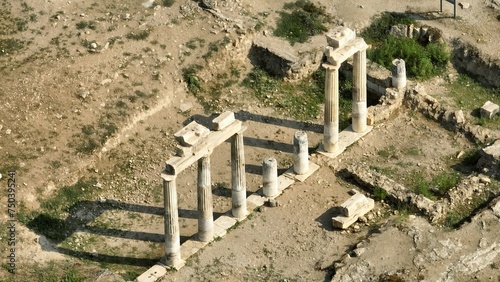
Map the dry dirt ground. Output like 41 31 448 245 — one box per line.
0 0 499 281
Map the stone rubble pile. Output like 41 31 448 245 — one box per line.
332 192 375 229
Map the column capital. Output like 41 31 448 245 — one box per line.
322 63 339 71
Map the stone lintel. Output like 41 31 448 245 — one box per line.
332 198 374 229
340 193 369 217
175 145 192 157
165 121 245 175
325 38 368 67
212 111 235 131
326 26 356 48
173 121 210 147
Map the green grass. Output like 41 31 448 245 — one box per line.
362 12 449 79
368 37 449 79
274 0 333 45
0 38 24 56
18 178 97 241
242 67 353 123
446 74 500 130
182 64 204 95
361 12 416 44
403 170 460 199
162 0 175 7
373 186 388 201
126 29 151 40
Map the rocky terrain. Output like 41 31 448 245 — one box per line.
0 0 499 281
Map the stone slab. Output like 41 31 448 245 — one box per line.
247 193 267 208
214 215 237 230
480 101 499 119
173 121 210 147
278 175 295 191
332 198 375 229
136 264 168 282
340 193 368 217
164 121 244 176
283 162 320 182
180 239 208 261
212 111 235 131
318 125 373 158
175 145 192 157
326 26 356 48
213 222 228 238
325 38 368 67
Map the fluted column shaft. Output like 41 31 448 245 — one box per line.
163 178 181 266
352 49 367 133
323 64 339 152
197 156 213 242
231 132 247 218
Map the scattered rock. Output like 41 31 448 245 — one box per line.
459 2 471 9
5 129 11 135
100 79 112 86
480 101 499 119
179 102 193 112
352 247 366 257
266 198 279 207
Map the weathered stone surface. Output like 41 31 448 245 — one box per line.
477 139 500 173
389 24 408 38
325 38 368 67
94 269 126 282
326 26 356 48
173 121 210 147
480 101 499 119
492 199 500 217
212 111 235 131
459 2 471 9
404 85 500 144
342 164 445 222
250 36 298 78
340 193 369 217
332 196 374 229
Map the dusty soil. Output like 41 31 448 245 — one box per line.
0 0 499 281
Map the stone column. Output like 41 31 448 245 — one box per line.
197 156 213 242
323 64 339 153
352 49 368 133
163 176 181 266
391 59 407 89
262 157 278 197
293 131 309 174
231 132 247 218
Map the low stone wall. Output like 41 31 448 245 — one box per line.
341 164 445 223
340 59 392 97
451 39 500 88
404 84 500 144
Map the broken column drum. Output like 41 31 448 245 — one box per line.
293 131 309 175
391 59 407 89
262 157 278 197
163 177 181 266
231 132 248 218
323 26 369 152
197 156 213 242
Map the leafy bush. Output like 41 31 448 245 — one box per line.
361 12 416 43
368 37 449 79
182 64 204 95
162 0 175 7
363 12 449 79
274 0 333 45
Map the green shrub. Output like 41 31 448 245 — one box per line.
182 65 204 95
373 186 388 201
368 37 448 79
162 0 175 7
126 29 151 40
361 12 416 43
274 0 333 45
